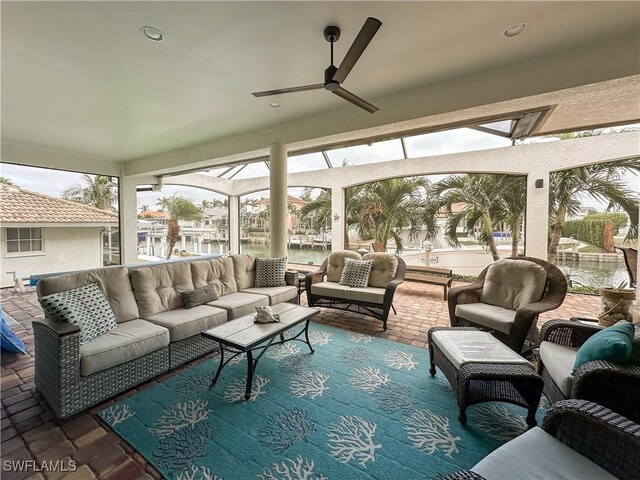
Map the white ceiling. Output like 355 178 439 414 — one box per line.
1 1 639 163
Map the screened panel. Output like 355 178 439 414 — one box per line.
232 161 270 180
288 153 329 173
404 127 511 158
326 139 405 167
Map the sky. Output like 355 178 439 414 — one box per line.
1 126 637 211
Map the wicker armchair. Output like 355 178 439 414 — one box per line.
447 256 567 353
618 246 637 288
437 400 640 480
538 318 640 423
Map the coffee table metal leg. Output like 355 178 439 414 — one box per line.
210 342 225 388
245 350 254 400
303 319 314 354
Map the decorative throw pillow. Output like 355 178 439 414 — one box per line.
572 320 635 374
38 283 117 346
181 285 218 309
339 258 374 288
254 257 287 288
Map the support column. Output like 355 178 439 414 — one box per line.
119 176 139 265
229 195 240 254
525 172 550 260
331 187 345 251
270 142 288 258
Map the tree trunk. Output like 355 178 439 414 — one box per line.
548 207 567 264
481 212 500 261
166 218 180 260
510 218 521 256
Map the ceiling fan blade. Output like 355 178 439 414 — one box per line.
252 84 324 97
333 17 382 84
332 87 379 113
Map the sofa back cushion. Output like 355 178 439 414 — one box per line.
190 257 238 296
37 265 139 323
231 254 257 290
326 250 362 283
130 262 194 318
362 253 399 287
481 259 547 310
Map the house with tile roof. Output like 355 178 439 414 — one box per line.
0 184 119 288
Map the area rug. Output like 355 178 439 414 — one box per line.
99 322 547 480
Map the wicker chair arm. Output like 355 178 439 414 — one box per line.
447 282 483 327
540 319 601 347
284 270 299 287
434 471 486 480
32 317 81 336
304 259 327 292
542 400 640 480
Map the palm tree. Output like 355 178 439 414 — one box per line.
62 175 117 211
257 203 270 241
139 204 150 213
548 159 640 263
489 176 527 256
0 176 14 185
349 177 432 253
163 194 203 259
431 174 507 260
156 196 171 212
300 188 332 234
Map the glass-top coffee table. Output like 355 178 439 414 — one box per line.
201 303 320 400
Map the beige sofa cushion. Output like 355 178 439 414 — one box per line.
344 286 386 304
231 254 257 290
362 253 398 287
80 319 169 376
455 303 516 334
539 341 577 396
130 262 194 318
481 259 547 310
326 250 362 283
243 286 298 305
191 257 238 296
311 281 350 299
144 305 227 342
37 266 139 323
207 292 269 319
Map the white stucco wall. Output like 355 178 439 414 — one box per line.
0 227 104 288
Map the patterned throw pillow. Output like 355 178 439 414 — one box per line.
39 283 117 345
339 259 374 288
254 257 287 288
181 285 218 309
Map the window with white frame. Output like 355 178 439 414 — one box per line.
5 228 44 254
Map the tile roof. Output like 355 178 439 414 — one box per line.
0 184 119 225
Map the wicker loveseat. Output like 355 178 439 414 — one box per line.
439 400 639 480
33 254 298 418
305 250 406 330
538 318 640 423
447 256 567 353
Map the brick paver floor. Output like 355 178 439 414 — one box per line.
0 282 601 479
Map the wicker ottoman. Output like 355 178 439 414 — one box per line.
428 327 543 427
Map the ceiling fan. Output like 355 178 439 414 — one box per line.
252 17 382 113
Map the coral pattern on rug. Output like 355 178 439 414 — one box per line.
99 322 544 480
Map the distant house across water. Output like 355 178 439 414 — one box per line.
0 184 119 288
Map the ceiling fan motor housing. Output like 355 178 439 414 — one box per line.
324 65 340 90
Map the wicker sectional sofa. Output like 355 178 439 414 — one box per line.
33 254 298 419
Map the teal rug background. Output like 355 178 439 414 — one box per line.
99 323 546 480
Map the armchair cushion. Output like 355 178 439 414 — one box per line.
572 320 634 374
310 281 349 299
472 426 616 480
326 250 362 283
339 259 373 288
362 253 399 287
539 341 577 396
454 303 516 334
480 259 547 310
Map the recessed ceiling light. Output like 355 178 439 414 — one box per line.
269 102 281 108
140 26 165 42
504 23 526 37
